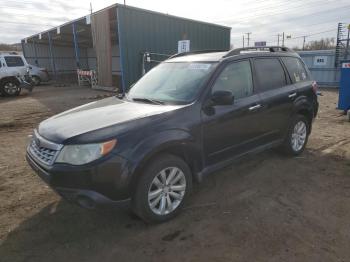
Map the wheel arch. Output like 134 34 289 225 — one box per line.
128 132 203 195
293 97 314 133
0 76 21 86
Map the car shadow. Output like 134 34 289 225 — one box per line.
1 148 349 262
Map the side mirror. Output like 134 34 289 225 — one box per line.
211 91 234 106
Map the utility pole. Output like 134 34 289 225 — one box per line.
90 2 93 13
277 33 282 46
302 36 306 50
245 32 252 47
282 32 285 47
242 35 245 48
346 25 350 59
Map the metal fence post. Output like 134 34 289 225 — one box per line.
47 31 57 82
33 38 39 66
72 22 80 69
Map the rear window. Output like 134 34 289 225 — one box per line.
254 58 287 92
4 56 24 67
282 57 309 83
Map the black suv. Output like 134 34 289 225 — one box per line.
27 47 318 223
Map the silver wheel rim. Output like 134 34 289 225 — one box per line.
32 76 40 85
291 121 307 152
148 167 186 215
4 82 18 95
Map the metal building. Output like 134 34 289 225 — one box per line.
298 50 340 87
21 4 231 92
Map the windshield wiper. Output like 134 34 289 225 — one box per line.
131 97 165 105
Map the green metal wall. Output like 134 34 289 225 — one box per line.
116 5 231 91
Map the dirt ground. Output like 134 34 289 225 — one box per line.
0 85 349 262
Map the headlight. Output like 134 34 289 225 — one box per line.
55 139 117 165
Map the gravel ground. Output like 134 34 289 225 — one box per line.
0 85 349 262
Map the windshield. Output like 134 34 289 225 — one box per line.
128 62 216 104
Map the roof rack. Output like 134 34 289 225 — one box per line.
168 49 228 59
223 46 294 58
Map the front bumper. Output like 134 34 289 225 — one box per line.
26 151 132 209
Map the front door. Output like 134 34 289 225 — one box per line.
201 59 265 166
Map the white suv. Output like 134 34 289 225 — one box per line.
0 52 33 96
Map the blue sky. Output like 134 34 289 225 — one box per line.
1 0 350 47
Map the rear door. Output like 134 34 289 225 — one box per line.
252 57 296 142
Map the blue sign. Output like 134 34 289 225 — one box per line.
338 61 350 111
254 41 266 47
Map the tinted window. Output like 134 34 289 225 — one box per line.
212 60 253 99
4 56 24 67
254 58 286 92
282 57 309 83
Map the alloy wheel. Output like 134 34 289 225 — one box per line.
4 82 18 95
148 167 186 215
291 121 307 152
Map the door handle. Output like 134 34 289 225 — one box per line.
248 104 262 111
288 92 297 98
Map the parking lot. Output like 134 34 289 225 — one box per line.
0 85 349 262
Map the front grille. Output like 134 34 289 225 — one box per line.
29 140 58 165
28 130 62 166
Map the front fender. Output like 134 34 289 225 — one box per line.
126 129 200 177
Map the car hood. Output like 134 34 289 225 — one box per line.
38 97 184 143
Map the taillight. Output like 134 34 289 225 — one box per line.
312 81 318 94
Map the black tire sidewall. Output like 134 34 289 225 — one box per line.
32 76 41 86
285 115 310 155
132 154 192 223
1 80 20 96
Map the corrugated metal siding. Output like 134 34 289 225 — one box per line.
23 42 89 73
298 50 339 87
117 5 231 90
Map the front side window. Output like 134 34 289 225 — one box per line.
4 56 25 67
128 62 216 104
211 60 253 100
254 58 286 92
282 57 309 83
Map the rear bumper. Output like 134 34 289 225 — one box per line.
26 152 132 209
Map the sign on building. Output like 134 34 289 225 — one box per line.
86 15 91 25
178 40 190 53
254 41 266 47
314 56 327 66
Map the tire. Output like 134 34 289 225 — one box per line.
132 154 192 223
32 76 41 86
280 114 310 156
0 79 21 97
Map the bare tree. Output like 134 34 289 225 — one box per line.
0 43 21 51
304 38 335 50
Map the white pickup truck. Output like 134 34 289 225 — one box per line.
0 52 34 97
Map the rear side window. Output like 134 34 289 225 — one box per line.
254 58 286 92
282 57 309 83
212 60 253 100
4 56 24 67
